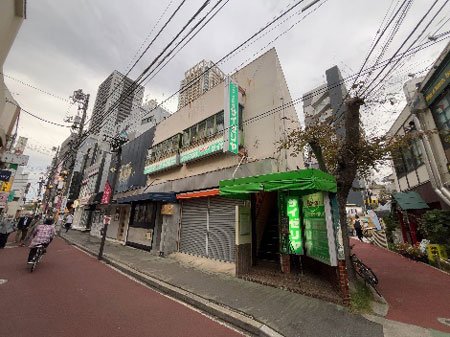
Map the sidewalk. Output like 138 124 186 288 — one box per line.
61 230 382 337
352 239 450 334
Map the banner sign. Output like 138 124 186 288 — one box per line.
303 192 337 266
0 152 29 166
144 154 179 174
0 170 12 182
0 192 8 207
14 136 28 155
287 196 303 254
0 181 12 193
223 77 239 154
180 137 224 164
101 181 112 205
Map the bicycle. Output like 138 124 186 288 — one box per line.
29 245 46 272
350 253 381 296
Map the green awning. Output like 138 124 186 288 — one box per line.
392 191 429 210
219 169 337 198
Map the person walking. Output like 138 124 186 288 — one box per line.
15 213 32 246
64 212 74 233
0 216 15 249
354 215 364 242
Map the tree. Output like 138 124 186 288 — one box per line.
283 96 414 280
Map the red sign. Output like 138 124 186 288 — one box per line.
101 182 112 205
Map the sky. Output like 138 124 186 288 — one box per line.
3 0 450 198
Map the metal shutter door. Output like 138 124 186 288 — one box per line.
208 197 243 262
179 199 208 257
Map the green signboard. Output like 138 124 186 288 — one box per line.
303 192 332 265
423 57 450 104
223 78 239 154
144 155 178 174
287 196 303 255
180 137 224 164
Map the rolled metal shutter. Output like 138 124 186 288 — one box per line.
179 198 208 257
208 197 243 262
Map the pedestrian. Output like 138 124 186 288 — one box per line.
15 213 32 246
27 218 56 263
354 215 364 242
0 216 15 249
64 212 74 233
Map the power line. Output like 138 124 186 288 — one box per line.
361 0 442 96
351 0 411 94
83 0 188 128
141 0 313 120
5 99 72 128
364 0 449 97
1 72 71 103
87 0 215 135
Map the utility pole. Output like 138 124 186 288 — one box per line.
62 90 90 211
98 134 127 260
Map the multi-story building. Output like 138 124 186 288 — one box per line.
0 0 26 152
177 60 225 110
110 48 303 270
89 70 144 136
116 99 170 140
388 42 450 243
389 42 450 207
303 66 365 208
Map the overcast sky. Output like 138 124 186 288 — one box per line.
4 0 449 198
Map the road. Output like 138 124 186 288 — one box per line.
0 238 244 337
352 238 450 333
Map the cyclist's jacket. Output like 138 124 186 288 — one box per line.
29 224 55 248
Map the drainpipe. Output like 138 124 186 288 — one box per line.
412 114 450 206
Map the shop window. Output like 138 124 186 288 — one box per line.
206 116 216 137
182 129 191 148
190 125 199 144
197 120 207 141
216 112 224 132
430 90 450 148
132 203 155 229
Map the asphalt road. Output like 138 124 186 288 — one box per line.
0 238 244 337
352 238 450 333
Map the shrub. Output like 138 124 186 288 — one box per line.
418 210 450 255
391 242 428 262
383 214 399 244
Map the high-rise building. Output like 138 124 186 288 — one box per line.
116 99 170 140
177 60 224 110
89 70 144 136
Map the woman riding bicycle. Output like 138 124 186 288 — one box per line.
27 218 56 264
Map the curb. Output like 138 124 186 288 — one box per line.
60 235 284 337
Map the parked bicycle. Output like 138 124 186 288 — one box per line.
350 253 381 296
29 244 46 272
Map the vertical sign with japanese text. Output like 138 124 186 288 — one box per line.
287 196 303 255
223 77 239 154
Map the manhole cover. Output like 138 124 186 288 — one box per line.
438 318 450 327
0 279 8 285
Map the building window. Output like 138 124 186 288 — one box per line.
430 89 450 148
392 139 423 177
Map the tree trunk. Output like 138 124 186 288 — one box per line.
334 97 364 282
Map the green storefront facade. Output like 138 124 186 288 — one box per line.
219 169 345 277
